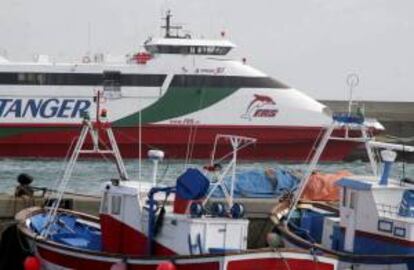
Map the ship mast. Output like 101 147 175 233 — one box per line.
161 10 183 38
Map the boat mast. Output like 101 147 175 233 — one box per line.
41 91 129 237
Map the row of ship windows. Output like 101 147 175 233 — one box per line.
377 220 406 238
0 72 165 86
145 45 232 55
0 73 288 89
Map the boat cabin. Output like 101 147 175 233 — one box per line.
99 169 249 256
289 149 414 256
321 176 414 254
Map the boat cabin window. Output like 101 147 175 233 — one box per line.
101 192 109 213
103 71 121 93
145 45 232 55
350 191 357 209
111 195 122 215
342 188 347 207
17 73 46 84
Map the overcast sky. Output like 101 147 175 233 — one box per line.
0 0 413 102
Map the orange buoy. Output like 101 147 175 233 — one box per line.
23 256 41 270
100 108 108 118
156 261 176 270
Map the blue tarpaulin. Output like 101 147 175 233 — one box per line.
210 168 298 198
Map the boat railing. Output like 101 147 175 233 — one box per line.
376 203 400 218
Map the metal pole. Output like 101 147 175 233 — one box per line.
286 122 336 222
152 160 158 187
107 127 129 180
139 110 142 182
229 138 239 208
362 127 378 177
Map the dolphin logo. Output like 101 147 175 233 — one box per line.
241 94 276 120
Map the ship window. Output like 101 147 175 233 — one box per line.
378 220 393 233
17 73 26 82
16 73 48 84
342 188 347 207
111 195 122 215
394 227 406 238
103 71 121 92
145 45 158 54
36 74 46 84
350 191 357 209
101 192 108 213
180 46 189 54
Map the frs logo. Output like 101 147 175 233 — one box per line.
241 94 278 121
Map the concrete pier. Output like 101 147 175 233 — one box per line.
322 100 414 139
322 100 414 161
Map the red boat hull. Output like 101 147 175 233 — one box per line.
0 124 362 161
36 243 337 270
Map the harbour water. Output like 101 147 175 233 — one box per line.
1 158 413 195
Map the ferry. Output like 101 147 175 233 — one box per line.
0 11 382 160
14 105 339 270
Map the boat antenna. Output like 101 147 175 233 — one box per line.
402 143 406 179
161 10 182 38
346 73 359 116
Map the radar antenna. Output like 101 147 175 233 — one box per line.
161 10 183 38
346 73 360 116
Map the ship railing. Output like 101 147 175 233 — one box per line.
376 203 400 218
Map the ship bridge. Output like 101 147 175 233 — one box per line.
144 38 235 56
143 10 236 56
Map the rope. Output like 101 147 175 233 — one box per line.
15 222 35 254
310 247 321 270
184 125 194 168
304 127 326 165
184 88 206 167
44 135 79 202
275 248 292 270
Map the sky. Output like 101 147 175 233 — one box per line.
0 0 413 102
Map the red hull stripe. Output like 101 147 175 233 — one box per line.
226 257 334 270
100 214 175 256
0 124 360 160
37 245 335 270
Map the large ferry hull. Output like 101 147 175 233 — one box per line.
0 124 358 160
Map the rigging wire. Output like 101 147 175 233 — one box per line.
44 135 79 203
184 125 194 168
184 87 206 168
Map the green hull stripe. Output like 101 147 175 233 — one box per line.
114 86 238 126
0 86 238 137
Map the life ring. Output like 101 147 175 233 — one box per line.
82 56 91 63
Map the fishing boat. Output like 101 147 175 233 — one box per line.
272 113 414 269
0 11 382 160
14 98 338 270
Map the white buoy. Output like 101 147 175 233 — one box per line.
379 150 397 186
148 150 165 186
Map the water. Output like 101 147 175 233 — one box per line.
1 158 413 195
